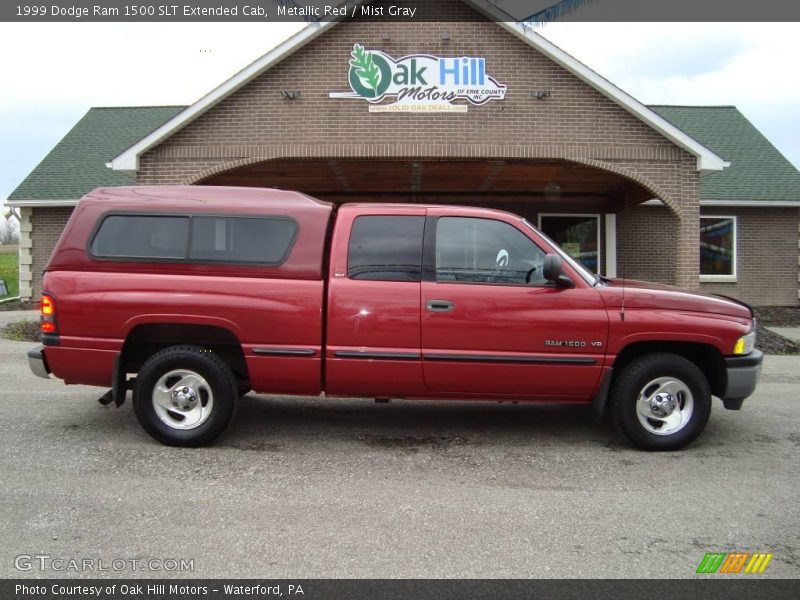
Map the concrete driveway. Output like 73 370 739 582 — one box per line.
1 334 798 579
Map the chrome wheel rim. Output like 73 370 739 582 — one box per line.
635 376 694 436
152 369 214 430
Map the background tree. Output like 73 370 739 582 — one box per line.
0 217 19 245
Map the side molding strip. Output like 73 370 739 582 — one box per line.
333 351 421 360
329 351 598 365
423 353 597 365
253 348 316 357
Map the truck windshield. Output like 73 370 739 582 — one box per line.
522 219 598 286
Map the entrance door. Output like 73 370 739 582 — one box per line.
421 212 608 399
539 214 601 275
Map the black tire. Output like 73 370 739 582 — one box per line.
610 353 711 451
133 345 238 447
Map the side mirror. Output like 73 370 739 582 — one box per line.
542 254 575 289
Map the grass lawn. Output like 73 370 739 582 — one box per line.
0 249 19 299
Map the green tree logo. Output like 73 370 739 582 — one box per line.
348 44 391 99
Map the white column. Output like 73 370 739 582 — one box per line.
604 213 617 278
18 207 33 300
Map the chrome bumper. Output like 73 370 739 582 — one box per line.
721 349 763 409
27 345 51 379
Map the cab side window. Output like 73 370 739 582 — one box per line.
348 216 425 282
436 217 546 285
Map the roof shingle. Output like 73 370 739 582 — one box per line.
8 106 185 200
649 105 800 201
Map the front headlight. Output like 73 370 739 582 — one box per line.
734 329 756 355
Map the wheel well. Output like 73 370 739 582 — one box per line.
120 324 249 386
612 341 726 398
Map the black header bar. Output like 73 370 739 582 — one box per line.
2 0 800 23
3 579 800 600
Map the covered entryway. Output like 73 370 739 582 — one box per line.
198 158 669 278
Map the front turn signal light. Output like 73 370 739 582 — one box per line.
734 330 756 355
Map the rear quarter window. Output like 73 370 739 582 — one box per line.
89 213 298 265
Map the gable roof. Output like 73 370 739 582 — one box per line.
650 105 800 204
10 103 798 207
7 106 184 205
108 0 727 175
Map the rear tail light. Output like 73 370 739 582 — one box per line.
40 293 58 342
41 295 54 315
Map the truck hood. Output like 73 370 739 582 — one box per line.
597 279 752 320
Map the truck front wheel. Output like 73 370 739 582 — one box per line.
610 353 711 451
133 345 238 447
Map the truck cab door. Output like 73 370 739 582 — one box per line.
325 207 427 397
420 211 608 399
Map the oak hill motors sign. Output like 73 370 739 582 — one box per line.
329 44 508 112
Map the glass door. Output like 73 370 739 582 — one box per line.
539 214 601 275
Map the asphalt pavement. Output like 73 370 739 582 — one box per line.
1 334 798 579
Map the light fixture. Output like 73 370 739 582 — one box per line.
532 90 551 100
281 90 301 100
381 32 390 42
544 182 562 202
441 32 450 42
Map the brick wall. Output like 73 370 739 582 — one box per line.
30 207 73 298
699 207 799 307
139 10 697 198
616 204 679 285
614 204 799 305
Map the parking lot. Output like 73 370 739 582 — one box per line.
1 332 798 579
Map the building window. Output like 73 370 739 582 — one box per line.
348 215 425 281
538 214 601 275
700 216 737 281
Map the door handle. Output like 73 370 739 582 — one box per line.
426 299 454 313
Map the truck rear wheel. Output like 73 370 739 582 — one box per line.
133 345 237 447
610 353 711 451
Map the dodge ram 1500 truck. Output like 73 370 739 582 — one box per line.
27 186 762 450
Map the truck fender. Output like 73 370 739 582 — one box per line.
121 314 244 339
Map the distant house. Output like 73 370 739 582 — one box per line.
7 0 800 305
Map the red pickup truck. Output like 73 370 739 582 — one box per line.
28 186 761 450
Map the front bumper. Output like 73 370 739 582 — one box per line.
27 345 51 379
721 349 763 409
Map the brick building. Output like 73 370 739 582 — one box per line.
8 0 800 304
